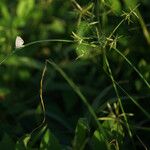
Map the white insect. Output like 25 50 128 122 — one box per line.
15 36 24 48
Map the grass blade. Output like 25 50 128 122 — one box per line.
113 48 150 89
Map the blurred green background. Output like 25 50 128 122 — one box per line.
0 0 150 150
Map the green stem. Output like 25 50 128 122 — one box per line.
113 48 150 89
0 39 73 66
103 52 133 138
46 59 110 150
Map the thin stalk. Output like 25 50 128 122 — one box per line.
103 4 140 49
103 52 133 138
103 19 124 48
103 53 137 150
137 10 150 45
113 48 150 89
46 59 110 150
96 13 133 139
102 67 150 119
115 81 150 119
24 39 73 47
30 61 47 134
0 39 73 66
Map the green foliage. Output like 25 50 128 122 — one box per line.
124 0 138 9
73 118 89 150
15 134 31 150
17 0 35 19
107 0 122 14
91 130 108 150
0 0 150 150
40 129 61 150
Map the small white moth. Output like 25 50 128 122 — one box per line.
15 36 24 48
